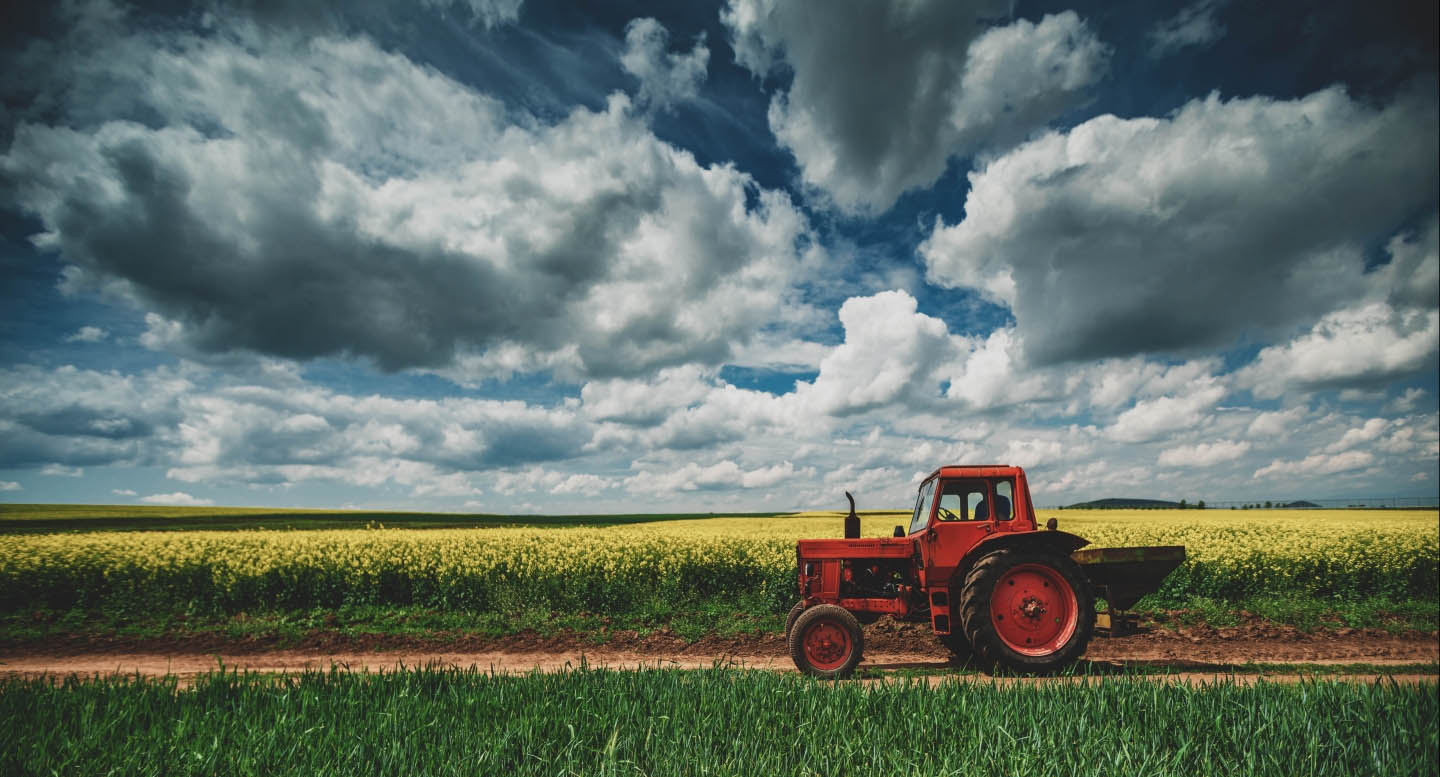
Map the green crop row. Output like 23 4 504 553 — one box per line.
1 519 1435 619
2 511 1436 626
3 668 1434 777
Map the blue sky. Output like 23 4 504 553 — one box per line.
1 0 1436 512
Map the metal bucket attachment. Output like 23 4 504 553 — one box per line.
1072 545 1186 610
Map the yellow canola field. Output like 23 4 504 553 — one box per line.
0 509 1434 613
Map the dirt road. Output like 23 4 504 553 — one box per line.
2 621 1434 684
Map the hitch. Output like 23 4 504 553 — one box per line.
1094 610 1141 637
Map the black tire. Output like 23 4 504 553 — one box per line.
958 548 1094 675
939 629 972 662
784 601 805 639
788 604 864 679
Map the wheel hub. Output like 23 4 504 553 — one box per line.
802 622 852 668
989 562 1079 656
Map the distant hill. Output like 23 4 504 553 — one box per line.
1281 500 1321 508
1065 498 1186 509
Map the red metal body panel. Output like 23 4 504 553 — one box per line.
795 538 914 558
912 466 1037 590
837 597 909 615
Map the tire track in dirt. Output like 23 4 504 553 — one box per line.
2 624 1435 685
5 618 1435 663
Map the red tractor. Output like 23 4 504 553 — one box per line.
787 465 1185 677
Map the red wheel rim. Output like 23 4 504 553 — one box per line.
989 563 1078 656
800 619 854 671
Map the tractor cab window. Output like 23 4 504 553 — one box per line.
908 479 938 534
936 479 988 521
976 480 1014 521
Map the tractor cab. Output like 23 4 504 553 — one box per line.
910 473 1017 533
906 466 1049 591
910 467 1032 531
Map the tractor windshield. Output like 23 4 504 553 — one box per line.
908 478 937 534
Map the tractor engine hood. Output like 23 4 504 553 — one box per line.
796 537 915 560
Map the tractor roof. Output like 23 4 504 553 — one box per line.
925 465 1026 481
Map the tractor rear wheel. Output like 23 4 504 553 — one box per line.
939 629 972 662
788 604 864 679
958 548 1094 674
784 601 805 640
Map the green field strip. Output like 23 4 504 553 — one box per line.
2 667 1434 776
857 661 1440 680
0 502 800 533
1 508 1433 644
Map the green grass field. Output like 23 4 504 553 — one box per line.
1 667 1433 777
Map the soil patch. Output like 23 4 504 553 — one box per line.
10 615 1435 661
3 618 1434 683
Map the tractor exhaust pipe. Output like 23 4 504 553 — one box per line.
844 491 860 538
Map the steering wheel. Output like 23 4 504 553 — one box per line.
936 506 959 522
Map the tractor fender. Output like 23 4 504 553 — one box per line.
952 530 1091 584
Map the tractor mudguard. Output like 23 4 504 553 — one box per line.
952 530 1091 583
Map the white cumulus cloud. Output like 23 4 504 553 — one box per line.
620 17 709 110
1324 419 1390 454
1253 450 1376 480
921 85 1439 365
65 326 108 343
1157 440 1251 468
1236 305 1439 398
1107 386 1226 443
140 491 214 506
625 459 814 494
1146 0 1227 57
792 291 960 416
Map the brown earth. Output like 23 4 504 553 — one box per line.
2 619 1435 684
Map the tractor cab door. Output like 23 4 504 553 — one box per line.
918 477 1018 588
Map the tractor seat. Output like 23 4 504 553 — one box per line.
973 494 1011 521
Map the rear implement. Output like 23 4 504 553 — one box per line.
1073 545 1186 635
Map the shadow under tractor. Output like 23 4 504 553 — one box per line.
787 465 1185 677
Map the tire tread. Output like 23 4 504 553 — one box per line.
787 604 864 679
958 548 1095 674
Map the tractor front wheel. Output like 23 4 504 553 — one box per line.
784 601 805 640
788 604 864 679
958 549 1094 674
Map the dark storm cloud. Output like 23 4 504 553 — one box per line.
23 135 625 372
13 406 154 440
1 18 812 380
723 0 1110 213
